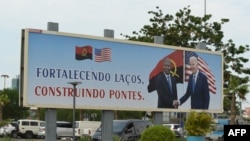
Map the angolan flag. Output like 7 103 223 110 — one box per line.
185 51 216 94
75 46 93 60
147 50 184 93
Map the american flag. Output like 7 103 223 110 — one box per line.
95 48 111 62
185 51 216 94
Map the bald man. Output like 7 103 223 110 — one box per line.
155 58 178 108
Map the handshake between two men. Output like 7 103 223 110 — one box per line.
173 100 179 108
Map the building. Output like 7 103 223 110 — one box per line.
242 107 250 124
11 75 19 90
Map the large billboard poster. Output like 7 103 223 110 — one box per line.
20 28 223 112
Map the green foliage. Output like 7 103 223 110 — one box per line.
122 5 228 48
139 125 175 141
224 75 250 124
0 91 10 105
113 135 122 141
79 135 92 141
122 5 250 126
0 119 13 127
185 111 214 136
0 136 14 141
2 88 29 120
116 111 143 119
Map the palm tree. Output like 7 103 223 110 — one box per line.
224 75 249 124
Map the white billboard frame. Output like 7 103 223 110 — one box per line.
20 28 224 113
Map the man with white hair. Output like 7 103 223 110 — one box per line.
174 56 210 109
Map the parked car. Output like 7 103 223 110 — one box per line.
4 120 18 138
0 126 6 137
74 121 101 139
92 119 152 141
17 119 45 139
38 121 74 139
37 122 46 139
163 123 184 137
173 130 181 138
56 121 74 139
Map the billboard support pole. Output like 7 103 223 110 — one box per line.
101 29 115 141
153 36 164 125
45 22 59 141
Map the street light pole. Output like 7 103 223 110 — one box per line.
204 0 206 16
68 81 82 141
1 74 9 89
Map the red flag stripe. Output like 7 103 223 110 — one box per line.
147 50 184 93
198 57 216 94
149 50 183 80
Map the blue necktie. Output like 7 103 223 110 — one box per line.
192 75 196 92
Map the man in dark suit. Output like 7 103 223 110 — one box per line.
174 56 210 109
156 58 178 108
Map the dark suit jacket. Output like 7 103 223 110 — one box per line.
156 72 178 108
180 71 210 109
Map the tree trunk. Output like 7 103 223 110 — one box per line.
230 93 236 124
0 106 2 122
80 109 83 120
37 108 40 120
115 111 118 119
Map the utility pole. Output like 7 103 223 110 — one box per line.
1 74 9 89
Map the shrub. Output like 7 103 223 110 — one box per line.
0 137 14 141
79 135 92 141
185 110 214 136
139 125 175 141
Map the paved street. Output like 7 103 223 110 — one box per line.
13 139 71 141
13 139 68 141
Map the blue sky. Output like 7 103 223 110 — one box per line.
0 0 250 109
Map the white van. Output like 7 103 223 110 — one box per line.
74 121 101 139
37 121 73 139
56 121 73 139
17 119 45 139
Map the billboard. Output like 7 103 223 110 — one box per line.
20 28 223 112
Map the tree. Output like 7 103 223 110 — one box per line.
121 5 250 122
0 89 10 121
2 88 29 120
220 40 250 124
224 75 249 124
121 6 228 48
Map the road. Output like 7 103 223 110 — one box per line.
13 139 69 141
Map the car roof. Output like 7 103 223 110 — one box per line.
18 119 44 122
56 121 70 123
